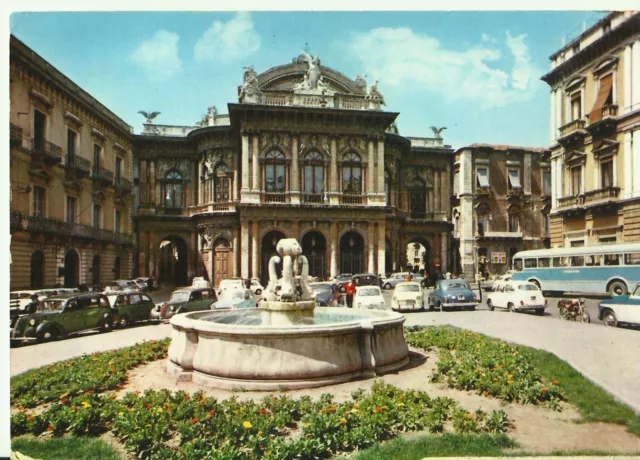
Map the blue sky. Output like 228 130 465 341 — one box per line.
10 11 607 148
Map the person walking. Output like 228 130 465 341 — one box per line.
345 278 357 308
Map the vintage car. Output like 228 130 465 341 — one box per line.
353 285 386 310
428 279 479 311
486 281 547 315
391 282 425 311
212 288 258 310
218 278 264 298
333 274 353 293
598 283 640 328
353 273 381 287
107 291 157 327
490 274 513 292
134 277 158 292
104 279 140 294
381 272 424 289
153 287 217 320
310 282 340 307
11 293 114 343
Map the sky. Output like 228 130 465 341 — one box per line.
9 10 610 149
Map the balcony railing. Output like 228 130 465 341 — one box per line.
10 212 133 245
602 104 618 119
584 186 620 206
65 154 91 176
91 167 114 186
114 177 133 193
558 119 586 137
29 139 63 164
302 193 325 204
341 194 364 205
557 194 585 211
262 192 288 204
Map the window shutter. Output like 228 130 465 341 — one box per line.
589 74 613 123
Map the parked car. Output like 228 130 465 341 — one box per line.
490 274 513 292
391 282 424 311
353 274 380 287
107 291 157 327
11 293 114 343
598 282 640 328
212 288 257 310
381 273 410 290
104 280 140 294
154 287 218 320
191 277 211 289
353 285 386 310
333 274 352 293
486 281 547 315
218 278 264 299
134 277 158 292
428 279 479 311
310 282 339 307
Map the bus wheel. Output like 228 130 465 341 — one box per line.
608 281 627 296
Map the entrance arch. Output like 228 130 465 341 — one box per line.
158 236 189 286
92 255 101 286
30 250 44 289
212 238 232 288
406 237 432 275
64 249 79 288
301 231 327 279
261 231 286 286
114 257 121 280
340 231 364 275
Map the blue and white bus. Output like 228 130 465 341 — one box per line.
511 243 640 296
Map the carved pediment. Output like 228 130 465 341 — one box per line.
592 138 619 157
564 150 587 167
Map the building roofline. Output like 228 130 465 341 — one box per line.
455 143 550 154
548 11 619 60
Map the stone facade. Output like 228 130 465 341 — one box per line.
542 11 640 248
452 144 551 279
9 36 134 290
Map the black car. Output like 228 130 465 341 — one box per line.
353 274 380 287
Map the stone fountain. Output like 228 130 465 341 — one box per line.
167 238 409 390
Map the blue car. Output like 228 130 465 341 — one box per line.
310 282 338 307
598 283 640 328
428 279 479 311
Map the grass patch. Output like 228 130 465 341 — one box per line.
356 433 516 459
12 436 120 460
520 346 640 436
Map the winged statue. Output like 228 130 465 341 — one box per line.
430 126 447 139
138 111 161 124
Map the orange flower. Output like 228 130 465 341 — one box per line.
340 417 347 425
541 387 549 393
466 413 473 420
145 403 152 410
259 408 272 415
513 351 519 356
109 394 117 399
184 394 191 400
305 434 312 438
552 380 560 385
135 390 141 395
191 417 199 424
111 368 116 373
47 425 54 432
208 409 216 416
27 415 34 422
373 407 383 413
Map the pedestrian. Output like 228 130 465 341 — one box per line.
24 294 40 314
407 273 413 282
345 278 356 308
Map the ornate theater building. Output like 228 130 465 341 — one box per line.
135 55 454 287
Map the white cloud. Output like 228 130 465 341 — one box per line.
131 30 182 81
348 27 541 109
194 12 261 62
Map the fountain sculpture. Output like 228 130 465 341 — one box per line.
167 238 410 390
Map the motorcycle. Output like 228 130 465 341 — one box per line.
557 298 591 323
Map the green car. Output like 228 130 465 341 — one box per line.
107 291 156 327
154 287 218 320
11 293 114 343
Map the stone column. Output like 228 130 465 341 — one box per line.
368 222 375 273
251 221 259 279
329 136 339 205
523 152 532 194
550 89 556 143
632 40 640 111
241 132 250 195
377 221 386 277
367 138 375 201
555 88 563 134
291 134 300 204
232 169 238 201
150 161 156 205
252 134 260 192
441 232 448 274
633 131 640 198
377 137 385 197
232 228 239 277
551 158 557 209
330 222 338 278
434 171 441 213
240 221 250 278
149 232 156 279
624 131 634 198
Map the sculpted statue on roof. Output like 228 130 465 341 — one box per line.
366 80 385 106
239 66 262 101
293 52 334 94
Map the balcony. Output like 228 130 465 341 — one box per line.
559 119 586 137
10 123 23 147
557 194 585 212
583 186 620 207
407 211 448 221
302 193 325 204
602 104 618 119
188 202 237 216
91 166 114 187
262 192 289 204
476 231 524 239
29 139 63 165
341 194 365 205
114 177 133 194
65 155 91 177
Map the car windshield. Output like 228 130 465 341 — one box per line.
358 288 379 296
396 284 420 292
169 292 190 303
311 284 332 292
442 281 470 291
40 300 65 311
231 290 247 299
517 284 539 291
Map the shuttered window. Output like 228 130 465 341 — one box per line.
589 74 613 123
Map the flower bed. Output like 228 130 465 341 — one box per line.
405 326 564 409
11 339 169 408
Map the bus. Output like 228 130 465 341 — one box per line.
511 243 640 296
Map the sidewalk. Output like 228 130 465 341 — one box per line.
404 311 640 414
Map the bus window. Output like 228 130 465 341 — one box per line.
585 255 602 267
514 258 523 271
624 253 640 265
553 257 569 267
604 254 620 266
524 259 537 269
570 255 584 267
538 257 550 268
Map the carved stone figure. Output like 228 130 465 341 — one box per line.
138 111 161 124
239 66 261 100
262 238 315 303
355 74 367 89
366 81 385 106
430 126 447 139
300 52 320 90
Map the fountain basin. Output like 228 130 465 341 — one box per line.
167 307 410 390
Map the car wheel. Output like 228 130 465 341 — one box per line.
37 327 59 343
437 301 443 312
487 299 495 311
602 310 617 327
119 316 130 328
508 303 516 313
384 283 392 290
255 289 262 295
100 318 113 333
608 281 627 296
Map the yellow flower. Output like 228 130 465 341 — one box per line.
507 374 513 379
340 417 347 425
507 380 514 385
397 402 405 407
258 431 263 436
466 413 473 420
81 401 91 409
157 408 163 413
243 421 252 429
350 408 359 414
305 422 312 428
513 351 519 356
118 412 124 416
353 403 360 409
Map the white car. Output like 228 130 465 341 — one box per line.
218 278 264 300
486 281 547 315
354 286 386 310
391 282 424 311
191 277 211 289
491 274 513 292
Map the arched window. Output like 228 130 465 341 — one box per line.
303 152 324 195
409 177 426 217
508 207 520 233
201 164 211 203
214 163 230 202
264 150 286 193
342 152 362 194
164 170 183 209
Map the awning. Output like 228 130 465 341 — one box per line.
589 74 613 123
476 168 490 188
508 169 521 189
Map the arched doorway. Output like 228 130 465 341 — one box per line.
261 231 285 286
158 236 189 286
212 238 232 288
64 249 79 288
406 238 432 275
92 255 101 286
30 250 44 289
340 231 364 275
114 257 121 280
301 231 326 279
385 239 393 276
